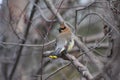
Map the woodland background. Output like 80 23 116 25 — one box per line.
0 0 120 80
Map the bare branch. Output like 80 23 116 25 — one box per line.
0 33 107 48
83 33 104 43
76 1 95 10
65 54 93 80
73 36 103 70
44 0 64 24
31 2 56 22
1 39 55 47
43 41 108 58
7 1 22 40
8 0 40 80
78 12 120 35
44 63 71 80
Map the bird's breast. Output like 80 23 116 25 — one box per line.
67 39 74 51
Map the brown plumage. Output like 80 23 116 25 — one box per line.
59 23 71 33
49 23 74 59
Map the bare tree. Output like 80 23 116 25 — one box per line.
0 0 120 80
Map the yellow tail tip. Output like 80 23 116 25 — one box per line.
49 55 58 59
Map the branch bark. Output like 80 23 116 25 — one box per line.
65 54 93 80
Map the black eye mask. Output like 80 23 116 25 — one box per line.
58 27 66 33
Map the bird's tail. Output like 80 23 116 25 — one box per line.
53 48 62 55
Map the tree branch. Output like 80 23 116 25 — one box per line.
32 2 56 22
1 39 55 47
78 12 120 35
44 0 64 24
44 62 71 80
65 54 93 80
8 0 40 80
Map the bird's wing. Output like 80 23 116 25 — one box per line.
53 37 67 55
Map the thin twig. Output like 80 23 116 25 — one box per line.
75 10 77 34
76 1 95 11
44 63 71 80
1 39 55 47
7 0 22 40
8 0 40 80
40 38 45 80
16 1 30 25
44 0 64 24
32 2 56 22
0 33 105 47
78 12 120 35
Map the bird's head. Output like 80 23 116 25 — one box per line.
58 23 71 33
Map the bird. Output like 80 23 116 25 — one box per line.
49 23 74 59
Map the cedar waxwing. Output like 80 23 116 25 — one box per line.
49 23 74 59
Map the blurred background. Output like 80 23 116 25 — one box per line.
0 0 115 80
